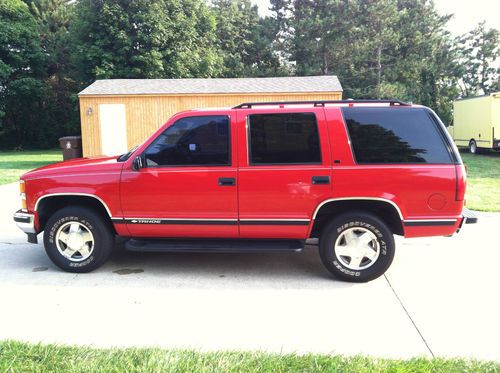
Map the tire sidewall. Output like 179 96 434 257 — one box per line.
469 140 477 154
44 207 113 273
320 213 395 282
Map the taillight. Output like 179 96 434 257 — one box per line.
455 164 466 201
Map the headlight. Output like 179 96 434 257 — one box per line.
20 180 27 211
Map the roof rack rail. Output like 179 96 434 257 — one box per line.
233 99 411 109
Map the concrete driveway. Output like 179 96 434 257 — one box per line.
1 182 499 361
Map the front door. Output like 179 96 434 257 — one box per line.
120 114 238 238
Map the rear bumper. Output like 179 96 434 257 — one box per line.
403 208 478 237
13 210 36 233
461 207 478 224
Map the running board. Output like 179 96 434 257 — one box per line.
124 238 305 253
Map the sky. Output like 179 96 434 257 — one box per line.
433 0 499 35
251 0 500 36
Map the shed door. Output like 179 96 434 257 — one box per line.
99 104 127 156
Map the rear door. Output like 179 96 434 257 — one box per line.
236 107 331 239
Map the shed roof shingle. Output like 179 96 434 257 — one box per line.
78 76 342 96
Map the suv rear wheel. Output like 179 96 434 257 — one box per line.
319 212 395 282
43 206 114 273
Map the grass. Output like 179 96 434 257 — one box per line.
460 151 500 212
0 341 499 373
0 150 62 185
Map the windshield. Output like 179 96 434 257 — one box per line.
117 145 138 162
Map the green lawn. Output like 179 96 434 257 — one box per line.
0 150 62 185
0 341 498 373
460 152 500 212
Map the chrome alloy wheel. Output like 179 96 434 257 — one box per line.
55 222 94 262
334 227 380 270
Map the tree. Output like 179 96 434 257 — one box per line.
457 22 500 97
30 0 80 139
390 0 460 124
211 0 257 77
251 16 288 76
2 0 491 150
283 0 400 97
0 0 47 148
348 0 400 99
268 0 294 73
275 0 460 123
70 0 224 84
211 0 283 77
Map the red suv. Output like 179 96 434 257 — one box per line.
13 100 477 282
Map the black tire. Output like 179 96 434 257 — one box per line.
319 212 395 282
43 206 114 273
469 139 478 154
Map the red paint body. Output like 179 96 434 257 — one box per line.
21 104 467 239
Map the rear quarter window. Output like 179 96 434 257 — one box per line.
342 107 452 164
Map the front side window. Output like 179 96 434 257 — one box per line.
342 107 452 164
248 113 321 164
144 115 230 166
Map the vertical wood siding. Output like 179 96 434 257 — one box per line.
79 92 342 156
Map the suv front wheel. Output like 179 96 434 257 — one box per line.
43 206 114 273
319 212 395 282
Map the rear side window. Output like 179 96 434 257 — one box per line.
144 115 230 166
248 113 321 164
342 107 452 164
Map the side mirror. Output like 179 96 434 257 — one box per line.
132 155 143 171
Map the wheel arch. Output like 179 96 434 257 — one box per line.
35 193 114 232
310 197 404 238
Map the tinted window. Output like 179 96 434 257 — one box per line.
144 116 230 166
249 113 321 164
342 107 452 164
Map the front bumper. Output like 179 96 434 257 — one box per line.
13 209 36 233
13 210 38 244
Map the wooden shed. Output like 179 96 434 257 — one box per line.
78 76 343 157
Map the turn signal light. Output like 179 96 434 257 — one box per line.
20 180 27 211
